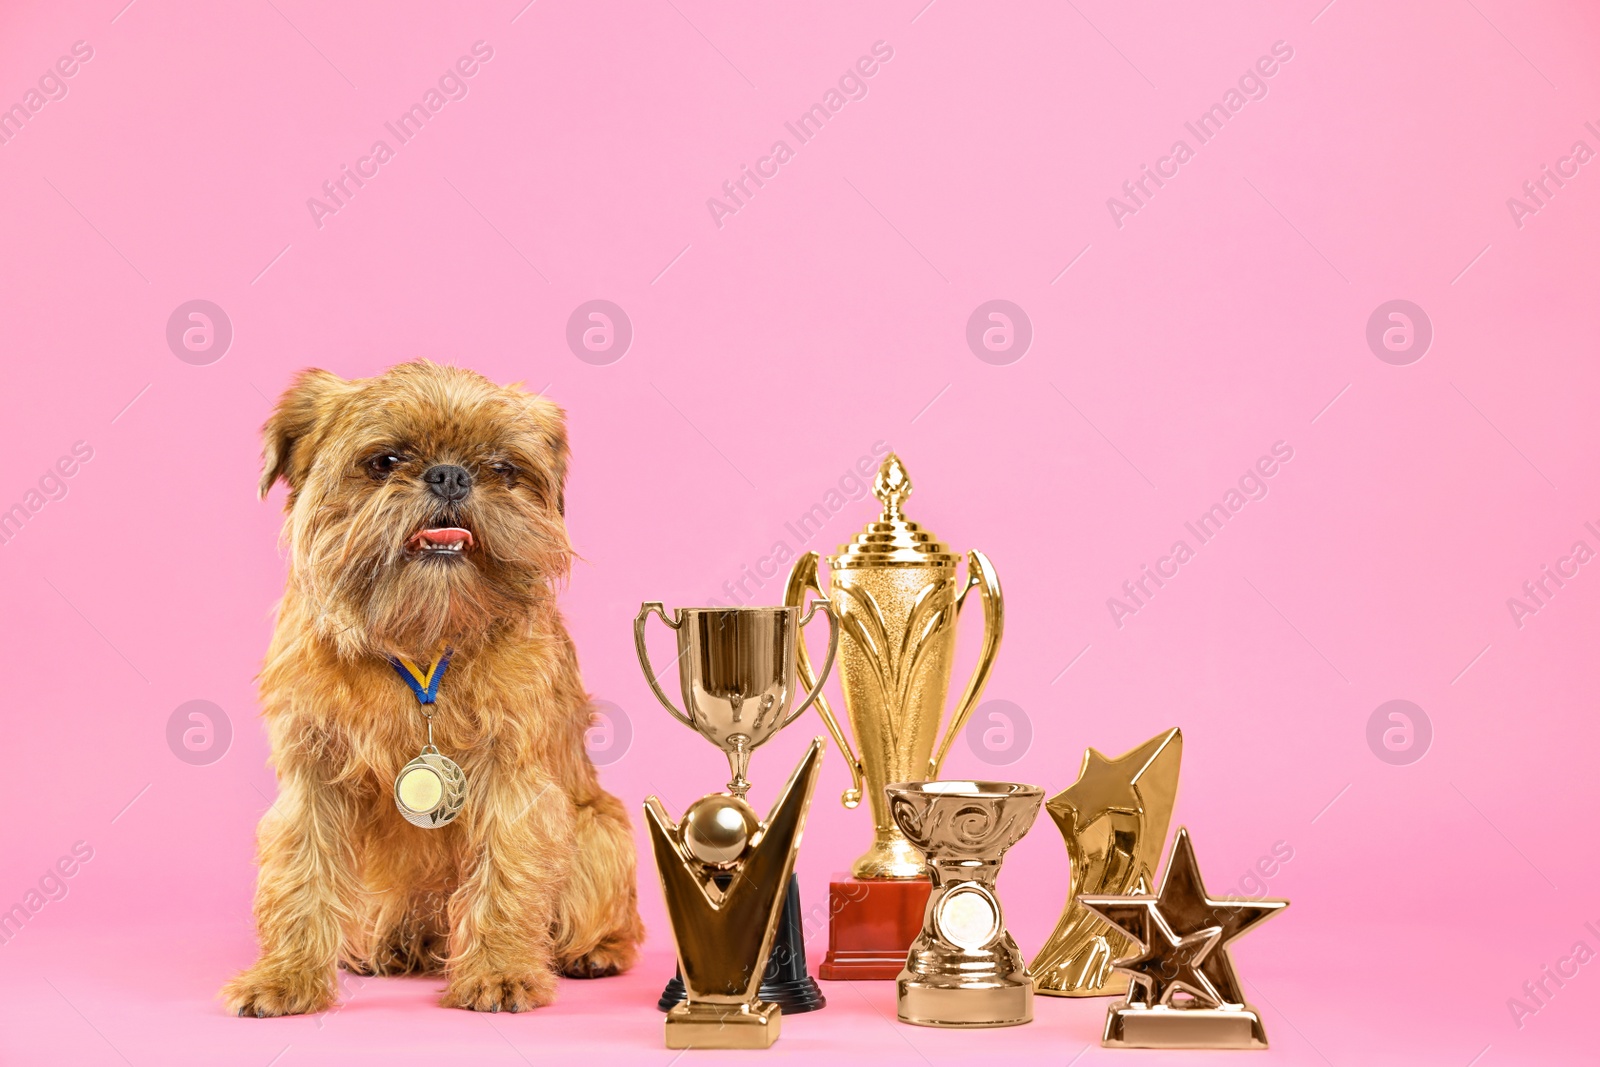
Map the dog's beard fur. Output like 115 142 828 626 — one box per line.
290 472 570 659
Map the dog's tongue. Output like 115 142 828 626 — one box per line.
408 527 474 549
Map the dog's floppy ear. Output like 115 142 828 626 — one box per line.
525 393 568 517
259 368 349 500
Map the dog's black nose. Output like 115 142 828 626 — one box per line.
422 464 473 502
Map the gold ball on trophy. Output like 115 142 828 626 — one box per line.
681 794 760 867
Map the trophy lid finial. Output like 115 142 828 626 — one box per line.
832 453 957 568
874 453 912 517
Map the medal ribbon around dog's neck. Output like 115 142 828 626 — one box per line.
388 648 468 829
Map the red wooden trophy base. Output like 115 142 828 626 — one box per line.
818 875 932 981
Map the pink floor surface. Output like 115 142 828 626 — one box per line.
4 0 1600 1063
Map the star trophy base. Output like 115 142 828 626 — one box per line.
818 875 932 980
658 873 825 1014
897 974 1033 1029
1103 1003 1270 1050
664 1001 781 1050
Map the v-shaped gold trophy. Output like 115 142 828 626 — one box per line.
643 738 826 1050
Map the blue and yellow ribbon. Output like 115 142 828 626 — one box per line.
387 649 453 705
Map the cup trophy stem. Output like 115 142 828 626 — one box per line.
726 736 751 799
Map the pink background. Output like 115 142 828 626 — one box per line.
2 0 1597 1063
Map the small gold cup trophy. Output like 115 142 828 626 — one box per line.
1030 728 1183 997
635 602 839 1015
784 454 1004 979
1080 827 1288 1050
644 739 826 1049
886 780 1043 1027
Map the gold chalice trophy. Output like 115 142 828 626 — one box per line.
635 602 839 1014
644 739 827 1049
1030 728 1183 997
784 453 1003 979
886 779 1042 1027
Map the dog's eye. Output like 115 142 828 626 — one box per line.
488 461 518 481
367 453 403 478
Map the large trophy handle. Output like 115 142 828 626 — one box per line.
783 553 866 809
633 601 695 729
780 599 840 731
928 549 1004 778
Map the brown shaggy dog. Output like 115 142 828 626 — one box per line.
222 360 642 1016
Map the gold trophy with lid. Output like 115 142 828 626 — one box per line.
783 454 1003 979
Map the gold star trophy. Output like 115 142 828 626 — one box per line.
1080 827 1288 1049
643 738 826 1050
1030 728 1183 996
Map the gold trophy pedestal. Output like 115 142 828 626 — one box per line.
664 1001 781 1050
1104 1004 1268 1050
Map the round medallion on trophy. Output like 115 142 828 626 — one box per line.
936 885 1002 951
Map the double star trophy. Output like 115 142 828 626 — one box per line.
634 455 1286 1050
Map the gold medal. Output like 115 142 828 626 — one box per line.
395 747 467 828
387 649 466 829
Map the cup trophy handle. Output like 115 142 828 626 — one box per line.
783 552 866 809
779 599 840 731
927 549 1004 779
633 601 696 730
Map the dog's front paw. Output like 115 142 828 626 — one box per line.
442 969 557 1013
222 962 336 1018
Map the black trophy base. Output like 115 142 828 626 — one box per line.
658 872 826 1014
